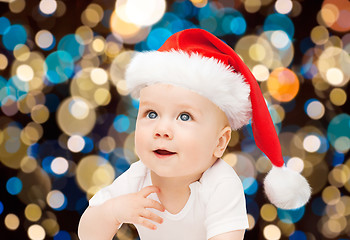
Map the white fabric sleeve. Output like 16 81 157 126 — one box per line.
89 167 131 207
205 178 249 239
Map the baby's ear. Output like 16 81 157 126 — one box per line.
214 126 231 158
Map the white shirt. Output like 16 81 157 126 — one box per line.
89 159 249 240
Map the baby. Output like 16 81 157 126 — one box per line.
78 28 311 240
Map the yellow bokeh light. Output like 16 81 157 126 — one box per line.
311 26 329 45
76 155 115 193
267 67 299 102
90 68 108 85
322 186 341 205
326 67 344 86
244 0 262 13
41 218 59 237
321 3 339 27
31 104 49 124
0 53 8 70
99 136 116 154
91 37 106 54
17 64 34 82
94 88 111 106
261 204 277 222
303 135 321 153
252 64 269 82
329 88 347 106
25 204 42 222
76 25 94 45
4 213 20 230
249 43 266 61
13 44 30 61
286 157 305 173
9 0 26 13
263 224 281 240
28 224 46 240
20 156 38 173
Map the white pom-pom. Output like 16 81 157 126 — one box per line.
264 166 311 209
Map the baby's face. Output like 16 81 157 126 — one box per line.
134 83 228 179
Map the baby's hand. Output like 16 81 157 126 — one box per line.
111 186 165 230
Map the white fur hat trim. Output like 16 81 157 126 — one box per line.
125 50 252 130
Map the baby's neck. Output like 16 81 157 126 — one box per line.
150 171 202 214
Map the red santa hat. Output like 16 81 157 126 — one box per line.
125 28 311 209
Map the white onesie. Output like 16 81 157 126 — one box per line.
89 159 249 240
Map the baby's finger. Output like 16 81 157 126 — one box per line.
139 185 160 198
136 216 157 230
144 198 165 212
140 209 163 224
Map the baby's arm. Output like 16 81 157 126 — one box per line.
78 186 165 240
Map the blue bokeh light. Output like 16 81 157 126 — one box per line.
2 24 27 50
57 34 84 62
264 13 294 39
54 230 71 240
0 17 11 35
242 177 258 195
0 201 4 215
146 28 172 50
277 206 305 223
289 230 307 240
44 51 74 84
6 177 23 195
113 114 130 133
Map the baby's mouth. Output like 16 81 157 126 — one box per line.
153 149 176 156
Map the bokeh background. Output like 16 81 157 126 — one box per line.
0 0 349 239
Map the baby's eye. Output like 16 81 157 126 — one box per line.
147 111 158 119
178 113 192 121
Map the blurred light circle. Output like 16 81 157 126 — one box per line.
275 0 293 14
267 68 299 102
28 224 46 240
16 64 34 82
261 204 277 222
327 114 350 153
91 37 105 54
57 97 96 136
113 114 130 133
326 67 343 86
4 213 20 230
110 10 151 44
0 53 9 70
69 98 89 120
54 230 71 240
6 177 22 195
310 26 329 45
322 186 340 205
67 135 85 153
277 206 305 223
0 17 11 35
321 3 339 27
76 155 115 193
47 190 66 210
303 134 321 152
242 177 258 195
51 157 69 175
90 68 108 85
75 26 94 45
329 88 347 106
44 51 74 84
146 28 172 50
41 218 59 237
13 44 30 61
263 224 281 240
94 88 111 106
271 30 290 49
2 24 27 51
289 230 307 240
264 13 294 39
249 43 266 61
305 99 325 120
230 16 246 35
24 203 42 222
39 0 57 15
57 34 84 62
31 104 49 124
116 0 166 26
0 201 3 215
286 157 304 173
35 30 55 50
